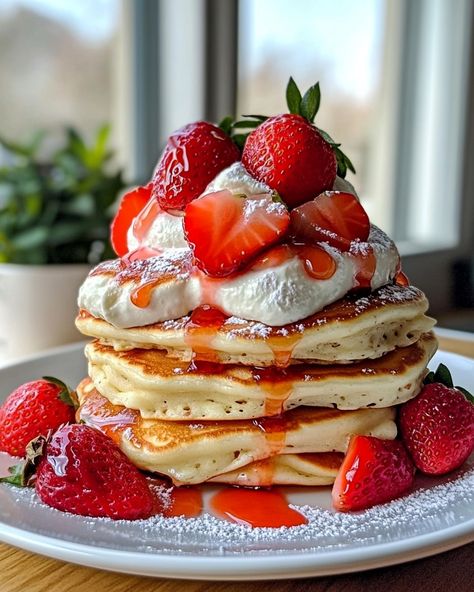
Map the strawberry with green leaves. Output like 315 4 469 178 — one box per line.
399 364 474 475
239 78 355 208
0 377 76 457
1 424 155 520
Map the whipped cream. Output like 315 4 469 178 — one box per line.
212 243 355 325
205 162 270 196
79 225 399 328
125 165 356 254
78 163 399 327
78 250 201 328
127 203 187 252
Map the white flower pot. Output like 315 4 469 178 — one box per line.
0 263 90 362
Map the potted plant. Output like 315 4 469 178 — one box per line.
0 126 125 361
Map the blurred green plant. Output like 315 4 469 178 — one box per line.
0 125 125 264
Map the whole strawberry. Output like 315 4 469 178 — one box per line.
0 378 76 457
34 425 154 520
332 435 415 512
399 364 474 475
241 78 354 208
152 121 240 211
243 113 336 208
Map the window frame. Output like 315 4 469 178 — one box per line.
125 0 474 315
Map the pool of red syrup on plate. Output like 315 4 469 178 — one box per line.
209 488 308 528
150 482 203 518
147 476 306 527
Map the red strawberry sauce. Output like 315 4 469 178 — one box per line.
210 488 307 528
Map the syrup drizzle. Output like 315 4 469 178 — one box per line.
123 246 162 265
350 243 376 289
131 280 160 308
253 366 293 416
293 243 337 280
253 414 288 457
130 198 163 244
184 305 228 363
266 333 303 369
209 488 308 528
251 243 337 281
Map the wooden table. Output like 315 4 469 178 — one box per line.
1 332 473 592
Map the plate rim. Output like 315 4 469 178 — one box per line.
0 516 472 580
0 344 473 580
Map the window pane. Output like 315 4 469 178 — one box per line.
0 0 119 149
237 0 386 222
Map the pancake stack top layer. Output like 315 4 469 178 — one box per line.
75 81 437 487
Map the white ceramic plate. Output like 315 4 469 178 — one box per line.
0 343 473 581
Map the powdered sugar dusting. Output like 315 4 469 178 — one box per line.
224 317 273 339
227 323 272 339
2 461 473 556
378 284 421 303
162 317 189 331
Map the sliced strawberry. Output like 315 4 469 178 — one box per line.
110 184 153 257
332 435 415 512
290 191 370 251
184 190 290 277
395 270 410 286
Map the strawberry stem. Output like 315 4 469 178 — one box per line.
0 435 48 487
424 363 473 403
220 77 356 178
286 76 302 115
42 376 78 409
286 77 355 178
0 463 28 487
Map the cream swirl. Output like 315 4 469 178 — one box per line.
78 227 399 328
78 164 398 327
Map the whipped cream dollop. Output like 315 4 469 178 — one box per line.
78 165 398 328
205 162 270 196
127 203 187 251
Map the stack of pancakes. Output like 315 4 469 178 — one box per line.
76 277 436 487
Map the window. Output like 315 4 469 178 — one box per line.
2 0 472 314
238 0 385 223
0 0 119 153
236 0 474 312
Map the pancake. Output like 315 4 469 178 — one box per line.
85 332 437 420
209 452 344 486
77 379 397 485
76 284 435 366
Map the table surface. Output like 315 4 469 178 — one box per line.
1 333 473 592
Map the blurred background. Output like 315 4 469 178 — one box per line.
0 0 473 332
